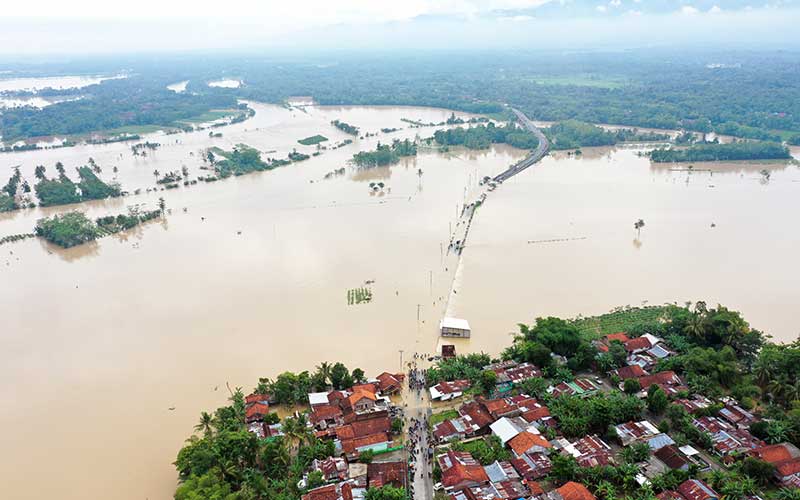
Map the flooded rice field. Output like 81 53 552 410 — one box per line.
0 103 798 499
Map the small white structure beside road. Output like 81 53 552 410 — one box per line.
440 317 471 338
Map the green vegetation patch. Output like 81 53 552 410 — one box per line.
352 139 417 168
530 74 628 89
347 287 373 305
430 409 459 425
544 120 668 150
434 122 539 150
570 306 668 340
331 119 360 135
33 163 121 207
179 109 241 124
650 141 792 162
35 207 162 248
297 135 328 146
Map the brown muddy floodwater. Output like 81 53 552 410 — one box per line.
1 104 799 500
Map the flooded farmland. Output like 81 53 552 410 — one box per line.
0 103 798 500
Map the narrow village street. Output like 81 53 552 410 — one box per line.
405 357 434 500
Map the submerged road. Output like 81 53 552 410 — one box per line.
492 108 550 183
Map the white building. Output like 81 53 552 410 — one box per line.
440 317 471 338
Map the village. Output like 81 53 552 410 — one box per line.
231 316 800 500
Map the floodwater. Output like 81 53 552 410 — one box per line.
167 80 189 93
207 78 242 88
1 103 799 500
0 74 125 92
447 146 800 356
0 103 516 500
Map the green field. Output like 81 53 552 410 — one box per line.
430 409 459 425
570 305 668 340
297 134 329 146
179 109 240 124
95 124 170 136
530 74 628 89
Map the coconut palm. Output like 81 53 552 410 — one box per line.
634 219 646 238
315 362 332 388
683 313 707 340
775 488 800 500
194 411 214 436
282 414 313 455
753 358 775 388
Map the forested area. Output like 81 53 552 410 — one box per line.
433 122 539 150
649 141 791 162
544 120 669 150
3 50 799 143
351 139 417 167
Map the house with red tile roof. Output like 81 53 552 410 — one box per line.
655 445 690 471
433 415 481 443
557 435 614 467
343 390 378 414
637 371 683 391
367 461 407 488
459 401 494 433
549 378 599 398
613 365 648 380
718 402 757 429
430 379 472 401
245 402 270 423
375 372 404 395
310 404 344 430
614 420 661 446
693 416 764 458
775 458 800 486
624 336 654 353
508 431 552 456
438 450 490 492
245 393 272 406
748 443 800 464
301 482 353 500
595 333 631 353
677 479 719 500
554 481 596 500
311 457 348 482
510 452 551 480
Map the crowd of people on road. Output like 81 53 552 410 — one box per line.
405 356 434 500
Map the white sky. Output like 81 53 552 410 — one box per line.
3 0 551 21
1 0 798 54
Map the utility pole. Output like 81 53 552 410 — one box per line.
399 349 404 371
429 270 433 295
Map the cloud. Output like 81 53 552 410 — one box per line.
596 5 608 12
681 5 700 14
709 5 722 13
609 0 621 7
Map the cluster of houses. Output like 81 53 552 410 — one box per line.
299 458 409 500
427 332 800 499
244 371 408 500
596 332 675 372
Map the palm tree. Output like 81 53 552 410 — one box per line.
634 219 645 238
785 380 800 403
768 379 787 405
775 488 800 500
767 420 789 444
683 313 707 340
315 362 332 388
594 480 616 500
282 414 313 455
753 358 775 388
194 411 214 436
